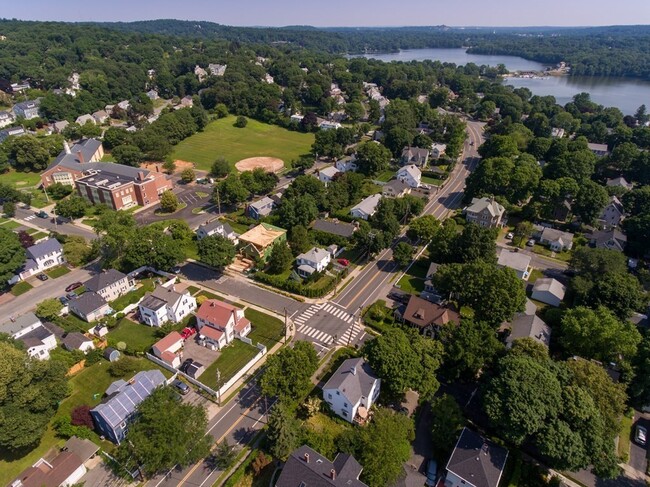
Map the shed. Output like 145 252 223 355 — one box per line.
103 347 121 362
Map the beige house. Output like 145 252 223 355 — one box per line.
83 269 133 302
465 197 506 228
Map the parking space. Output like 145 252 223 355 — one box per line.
182 335 221 378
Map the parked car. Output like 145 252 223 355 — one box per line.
65 282 83 292
180 327 196 339
526 238 536 247
171 266 182 274
36 273 48 281
425 459 438 487
635 424 647 446
506 232 514 239
337 258 350 267
59 296 69 305
35 210 48 219
66 292 78 300
172 379 190 395
180 358 194 373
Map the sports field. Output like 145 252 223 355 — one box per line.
169 115 314 171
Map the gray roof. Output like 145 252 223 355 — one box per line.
62 332 93 350
590 229 627 250
84 269 128 293
198 219 234 236
63 436 99 464
43 321 65 340
0 127 26 141
250 196 275 211
446 428 508 487
467 197 505 218
45 138 104 172
0 312 41 336
26 238 62 261
383 179 411 193
13 99 40 111
141 285 186 310
69 292 108 316
401 146 429 159
540 227 574 245
312 219 356 238
351 194 382 217
323 358 378 406
18 325 54 349
532 278 566 300
507 311 551 347
497 250 531 273
276 445 366 487
297 247 330 264
91 370 166 428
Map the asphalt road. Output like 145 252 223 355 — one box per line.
135 183 215 228
14 206 97 240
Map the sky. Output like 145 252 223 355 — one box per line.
2 0 650 27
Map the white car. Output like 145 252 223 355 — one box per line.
506 232 514 239
635 425 647 446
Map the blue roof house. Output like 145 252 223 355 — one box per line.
90 370 166 444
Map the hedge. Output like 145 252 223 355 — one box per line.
254 267 348 298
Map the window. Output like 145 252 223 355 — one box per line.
328 393 332 399
343 403 348 408
342 411 348 417
336 391 340 395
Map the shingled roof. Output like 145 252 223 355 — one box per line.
446 428 508 487
276 445 367 487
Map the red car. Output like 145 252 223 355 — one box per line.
180 327 196 339
337 258 350 267
65 282 83 293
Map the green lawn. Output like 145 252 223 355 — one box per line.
244 308 285 349
111 278 156 311
3 220 23 230
11 281 33 296
618 411 634 461
46 266 71 279
396 274 425 294
421 175 444 186
31 231 49 241
169 116 314 171
531 244 573 263
108 318 159 353
375 170 395 182
200 340 260 390
221 217 251 235
55 313 91 333
186 285 201 296
2 169 42 188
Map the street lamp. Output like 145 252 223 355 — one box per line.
215 368 221 405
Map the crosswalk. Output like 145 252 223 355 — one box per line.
23 215 36 221
294 302 364 347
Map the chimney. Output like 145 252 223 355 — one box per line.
77 151 84 164
350 366 356 375
303 453 310 463
330 469 336 480
63 140 71 154
137 171 146 181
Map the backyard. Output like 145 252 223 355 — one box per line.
169 116 314 171
200 340 260 390
396 258 430 295
107 318 160 353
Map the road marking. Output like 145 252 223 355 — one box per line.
23 215 36 221
297 324 333 344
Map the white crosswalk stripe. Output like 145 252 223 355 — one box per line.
337 323 362 346
297 324 333 344
23 215 36 221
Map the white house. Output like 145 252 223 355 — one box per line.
430 143 447 159
296 247 331 277
531 278 566 307
319 121 342 130
396 164 422 188
196 220 239 244
13 100 40 119
75 114 95 126
0 313 56 360
0 110 14 128
317 166 340 186
599 196 626 227
196 299 251 350
536 227 574 251
146 89 159 100
68 292 111 322
335 155 358 173
497 249 532 280
350 194 382 220
151 331 184 368
445 428 508 487
84 269 133 302
92 110 109 124
588 142 609 157
139 285 197 328
62 332 95 353
208 63 227 76
606 176 633 191
322 358 380 424
10 238 65 284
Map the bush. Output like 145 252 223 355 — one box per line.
3 201 16 217
234 116 248 128
85 347 104 366
71 405 94 428
53 415 94 440
108 356 140 377
254 268 347 298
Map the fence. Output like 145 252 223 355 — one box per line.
146 352 220 397
215 343 267 399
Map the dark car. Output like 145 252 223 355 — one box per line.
59 296 69 305
35 210 49 219
180 358 194 373
65 282 83 293
36 273 48 281
172 379 190 395
66 292 78 301
425 459 438 487
635 424 647 446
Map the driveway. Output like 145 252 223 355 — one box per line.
393 404 433 487
629 413 649 477
182 335 221 374
134 184 214 228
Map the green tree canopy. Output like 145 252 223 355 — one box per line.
197 235 236 269
55 195 88 219
355 141 392 176
0 228 26 285
260 341 318 403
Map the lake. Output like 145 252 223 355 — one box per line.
354 48 650 115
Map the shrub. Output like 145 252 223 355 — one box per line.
108 356 140 377
234 116 248 128
53 415 94 439
71 405 94 428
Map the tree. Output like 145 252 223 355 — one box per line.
55 195 88 219
180 168 195 183
569 247 627 277
63 235 94 267
162 160 176 174
513 221 534 247
215 173 250 207
266 402 300 461
2 201 15 217
260 341 318 403
215 103 229 119
584 272 648 319
210 157 231 178
0 228 25 285
573 180 609 225
197 235 236 269
393 242 414 268
288 225 312 255
36 298 64 321
406 215 440 242
212 440 237 469
560 306 641 363
46 182 73 200
277 194 318 229
11 136 50 171
355 141 391 176
234 115 248 128
115 387 212 477
159 190 179 213
267 243 293 275
70 405 94 429
291 155 315 172
108 356 141 377
0 342 68 450
112 144 144 167
430 395 464 457
17 230 34 249
121 225 184 272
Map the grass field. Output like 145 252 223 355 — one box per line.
201 340 260 390
244 308 285 349
3 169 41 188
11 281 33 296
108 318 159 353
45 266 70 279
3 220 22 230
169 116 314 171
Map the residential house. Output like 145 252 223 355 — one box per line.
62 332 95 353
430 142 447 159
318 166 341 186
590 228 627 252
247 196 276 220
382 179 411 198
505 299 551 348
75 114 95 126
396 295 460 338
445 428 508 487
312 219 358 239
400 146 430 167
52 120 69 133
599 196 626 227
396 164 422 188
350 194 382 220
497 249 532 280
335 155 358 173
319 121 342 130
68 292 110 322
196 299 252 350
93 324 109 338
607 176 633 191
11 437 99 487
296 247 331 277
194 65 207 81
151 331 184 368
92 110 109 124
139 285 197 327
90 369 166 444
13 99 40 119
465 197 506 228
551 127 565 138
116 100 130 111
11 238 65 284
146 89 159 100
552 199 572 222
196 220 239 244
421 262 441 302
587 142 609 157
40 139 104 188
536 227 574 251
178 96 193 108
238 223 287 262
84 269 133 302
290 114 304 123
276 445 368 487
531 278 566 307
208 63 227 76
322 358 380 424
0 126 26 142
0 110 14 128
0 313 56 360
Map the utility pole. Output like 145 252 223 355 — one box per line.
283 307 289 343
215 368 221 405
215 184 221 216
347 306 362 348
